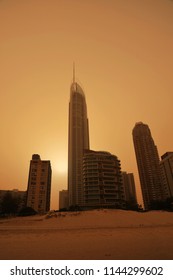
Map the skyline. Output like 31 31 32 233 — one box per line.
1 0 173 209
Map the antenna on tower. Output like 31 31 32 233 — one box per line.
73 62 75 83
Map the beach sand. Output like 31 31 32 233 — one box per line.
0 209 173 260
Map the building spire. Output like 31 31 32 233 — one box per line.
73 62 75 83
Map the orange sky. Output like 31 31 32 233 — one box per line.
0 0 173 209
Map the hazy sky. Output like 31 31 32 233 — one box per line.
1 0 173 209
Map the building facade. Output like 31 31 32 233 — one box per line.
26 154 52 213
160 152 173 199
132 122 164 210
83 150 125 208
122 172 137 209
68 77 90 207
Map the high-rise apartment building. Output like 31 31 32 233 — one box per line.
68 74 90 207
160 152 173 198
83 150 125 208
26 154 52 213
122 172 137 209
132 122 163 210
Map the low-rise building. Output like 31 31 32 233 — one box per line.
59 190 69 210
0 189 26 213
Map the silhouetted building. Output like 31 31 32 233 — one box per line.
59 190 68 210
26 154 52 213
122 172 138 209
83 150 125 208
68 70 90 207
160 152 173 198
0 189 26 213
132 122 164 210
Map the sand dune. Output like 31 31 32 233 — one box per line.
0 209 173 260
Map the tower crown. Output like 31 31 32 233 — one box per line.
70 63 85 96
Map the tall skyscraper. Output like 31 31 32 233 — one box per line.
132 122 163 210
68 70 90 207
26 154 52 213
83 150 124 208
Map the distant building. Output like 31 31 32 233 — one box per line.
83 150 125 209
122 172 137 209
132 122 164 210
160 152 173 198
0 189 26 212
26 154 52 213
59 190 69 210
